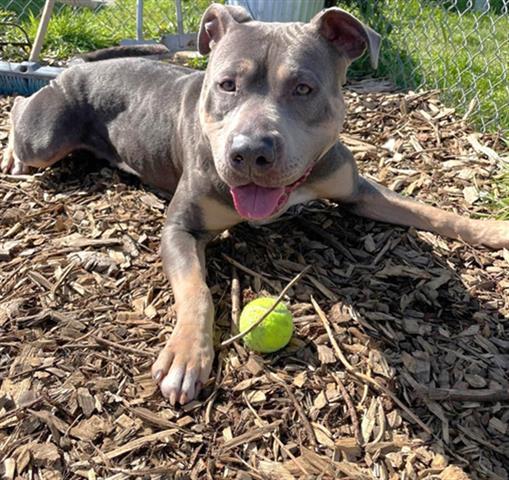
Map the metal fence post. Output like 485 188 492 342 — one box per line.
136 0 144 42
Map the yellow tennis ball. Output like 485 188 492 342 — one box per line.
239 297 293 353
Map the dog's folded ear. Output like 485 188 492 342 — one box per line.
198 3 253 55
311 8 381 69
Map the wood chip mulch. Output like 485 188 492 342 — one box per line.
1 79 508 480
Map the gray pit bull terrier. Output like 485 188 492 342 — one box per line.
2 4 508 405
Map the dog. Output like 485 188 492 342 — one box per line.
2 4 508 405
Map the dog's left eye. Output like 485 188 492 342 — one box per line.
295 84 312 96
219 80 236 92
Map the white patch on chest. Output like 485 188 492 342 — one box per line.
309 160 356 201
287 187 319 208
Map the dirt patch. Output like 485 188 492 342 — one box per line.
1 80 508 479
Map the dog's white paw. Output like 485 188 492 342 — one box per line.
469 219 509 250
1 143 29 175
484 220 509 250
152 324 214 405
1 144 14 173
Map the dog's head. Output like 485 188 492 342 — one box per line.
198 3 380 220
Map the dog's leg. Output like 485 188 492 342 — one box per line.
151 191 242 405
346 177 509 250
1 85 83 175
151 220 215 405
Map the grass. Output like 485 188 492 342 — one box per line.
485 167 509 220
344 0 509 139
341 0 509 215
0 0 214 60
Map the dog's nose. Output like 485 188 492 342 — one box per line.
229 134 276 170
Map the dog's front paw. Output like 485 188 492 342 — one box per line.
469 219 509 250
1 142 15 174
484 220 509 250
152 324 214 405
1 142 29 175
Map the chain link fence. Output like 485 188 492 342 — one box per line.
0 0 210 60
345 0 509 138
0 0 508 136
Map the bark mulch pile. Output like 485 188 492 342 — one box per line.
1 80 508 479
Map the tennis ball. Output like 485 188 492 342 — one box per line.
239 297 293 353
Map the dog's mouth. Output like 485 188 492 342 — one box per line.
230 166 312 220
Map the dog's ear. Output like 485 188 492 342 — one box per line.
198 3 252 55
311 8 381 69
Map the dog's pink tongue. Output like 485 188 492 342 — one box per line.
231 184 285 219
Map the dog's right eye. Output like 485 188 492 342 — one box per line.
219 80 236 92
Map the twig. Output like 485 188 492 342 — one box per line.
222 254 279 289
424 387 509 403
457 424 508 457
311 296 432 435
296 218 357 262
222 421 283 451
57 237 124 248
243 391 266 427
310 297 353 371
204 350 226 425
231 265 241 334
93 335 155 358
333 374 362 446
271 434 310 476
220 265 311 349
51 260 77 294
242 392 310 474
102 467 179 477
0 395 44 423
268 372 317 447
92 428 179 463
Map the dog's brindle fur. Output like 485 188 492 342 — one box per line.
2 4 509 405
